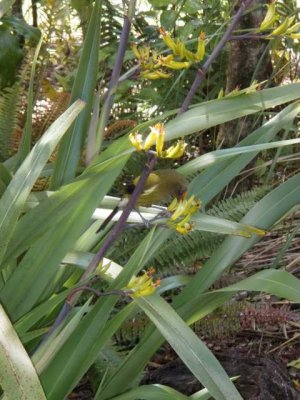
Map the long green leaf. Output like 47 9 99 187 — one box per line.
215 269 300 301
181 101 300 203
176 172 300 307
14 288 72 337
100 172 300 397
51 0 102 188
136 295 242 400
2 154 129 267
179 137 300 175
39 229 173 400
90 86 300 164
0 305 46 399
0 99 85 265
33 298 93 373
109 269 300 400
192 213 265 237
179 269 300 327
17 34 43 164
0 0 16 17
110 384 190 400
165 85 300 140
0 155 128 320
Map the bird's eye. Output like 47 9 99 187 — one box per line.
176 188 187 199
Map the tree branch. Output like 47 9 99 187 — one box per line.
179 0 254 114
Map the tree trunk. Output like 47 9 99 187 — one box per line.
217 0 272 147
32 0 38 27
12 0 23 19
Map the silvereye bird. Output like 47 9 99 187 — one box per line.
96 169 187 232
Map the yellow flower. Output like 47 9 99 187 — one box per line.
129 132 143 151
131 43 141 59
196 31 206 61
129 124 187 160
164 139 187 158
153 123 165 157
141 70 172 80
167 197 179 212
184 195 202 214
167 195 201 234
126 269 160 298
132 43 173 80
286 21 300 34
143 129 157 151
160 58 191 70
175 219 194 234
159 27 177 53
289 33 300 39
259 2 277 32
169 200 186 221
270 17 291 36
168 195 201 220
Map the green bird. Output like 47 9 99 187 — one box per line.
96 169 187 232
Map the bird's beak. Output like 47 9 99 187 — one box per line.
181 191 187 200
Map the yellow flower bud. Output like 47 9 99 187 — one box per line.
159 27 177 53
286 21 300 34
259 3 277 31
175 219 193 234
270 17 291 36
139 46 150 61
196 31 206 61
164 139 187 158
129 132 143 151
131 43 141 59
169 196 200 221
153 123 165 157
183 48 197 62
127 269 160 299
167 197 179 212
143 130 157 151
177 41 187 59
141 70 172 80
162 59 191 70
289 33 300 39
184 195 201 214
170 201 185 221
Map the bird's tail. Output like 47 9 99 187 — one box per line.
96 205 120 233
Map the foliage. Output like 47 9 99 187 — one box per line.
0 1 299 399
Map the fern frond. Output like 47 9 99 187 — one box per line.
208 188 269 221
0 83 22 161
33 89 71 140
108 187 269 272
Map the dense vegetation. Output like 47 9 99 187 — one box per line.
0 1 299 399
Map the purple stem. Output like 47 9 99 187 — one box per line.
95 2 136 151
179 0 254 114
44 154 158 339
81 154 157 281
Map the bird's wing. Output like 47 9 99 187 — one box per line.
133 172 161 190
139 183 159 197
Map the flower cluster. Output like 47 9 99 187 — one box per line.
258 2 300 39
160 28 206 63
129 123 187 159
126 268 160 298
131 29 206 80
131 45 173 80
167 195 201 234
